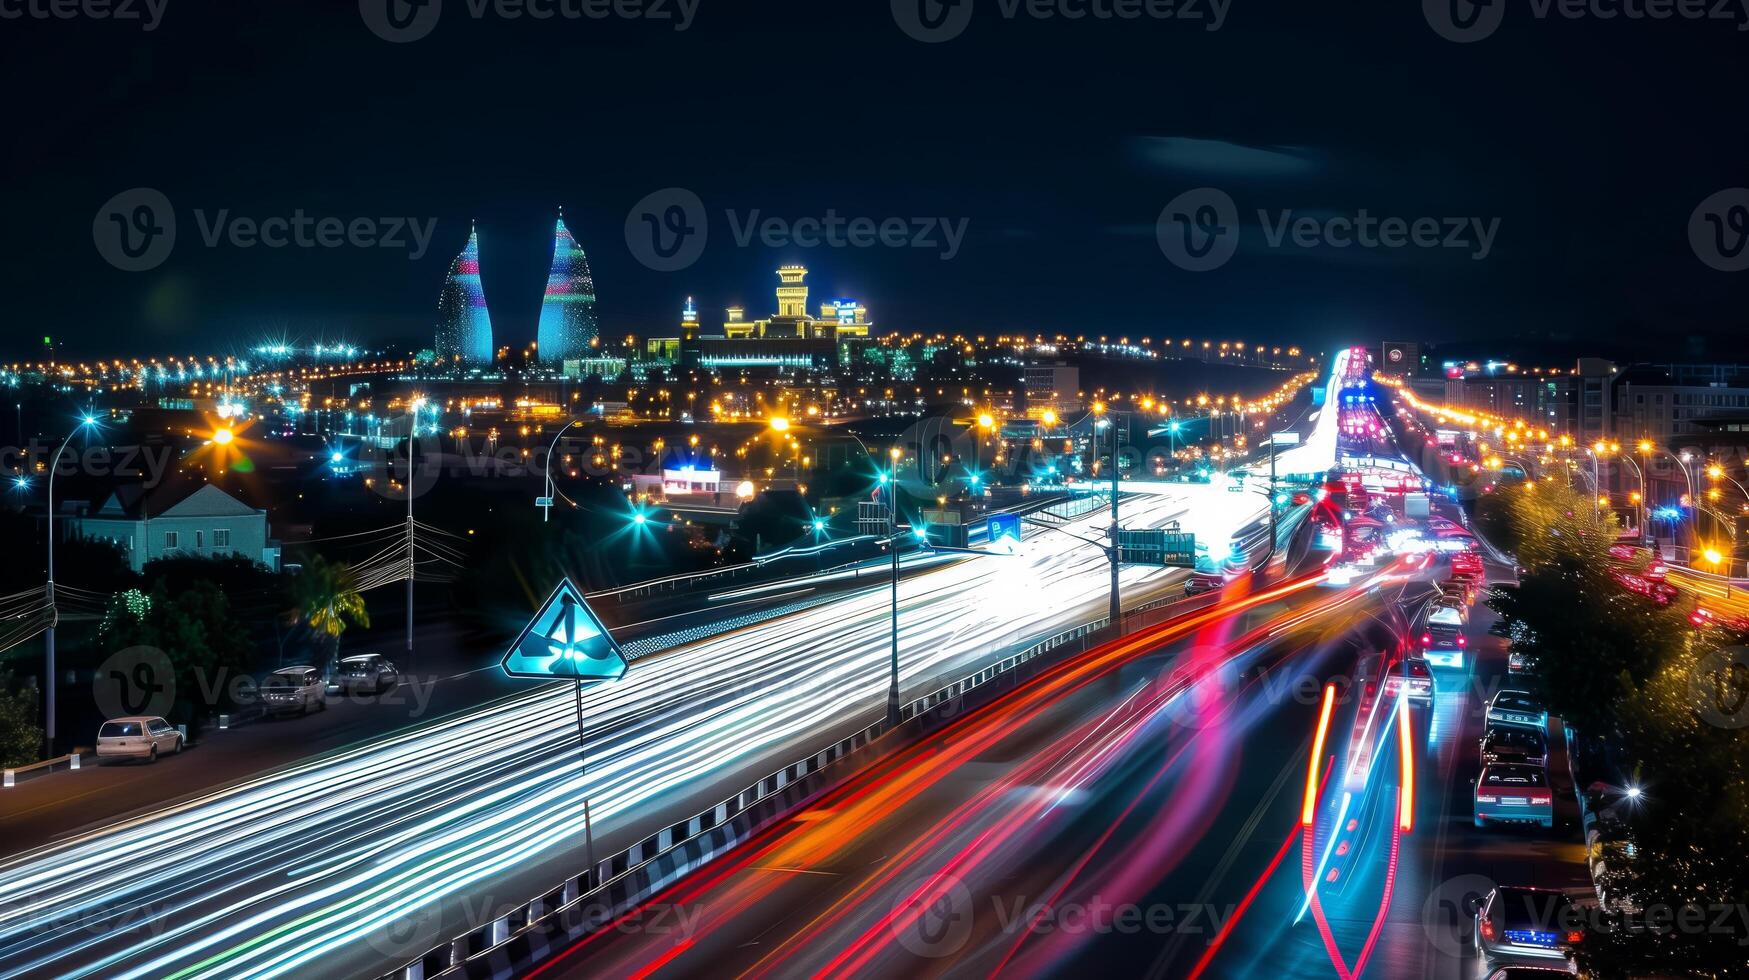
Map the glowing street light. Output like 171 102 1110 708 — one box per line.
212 427 235 446
768 416 790 433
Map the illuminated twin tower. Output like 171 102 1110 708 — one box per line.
433 211 601 366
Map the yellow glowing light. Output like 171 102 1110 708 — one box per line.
212 428 235 446
769 417 790 433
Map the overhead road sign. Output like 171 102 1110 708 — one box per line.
501 578 628 682
1117 529 1196 568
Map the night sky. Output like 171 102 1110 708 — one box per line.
5 0 1748 360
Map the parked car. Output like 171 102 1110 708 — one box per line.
1474 765 1555 828
262 666 326 716
1487 690 1548 731
1421 604 1470 668
1473 886 1582 961
1480 725 1548 767
95 716 184 764
1383 656 1434 704
333 654 399 695
1507 648 1532 673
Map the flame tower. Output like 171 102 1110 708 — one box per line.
434 222 494 365
537 210 601 363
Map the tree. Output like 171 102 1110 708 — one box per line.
287 555 370 663
97 581 252 734
0 669 42 767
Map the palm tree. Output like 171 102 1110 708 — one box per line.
290 555 370 664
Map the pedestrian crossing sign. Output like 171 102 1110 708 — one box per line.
500 578 627 682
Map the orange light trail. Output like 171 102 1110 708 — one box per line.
1302 683 1337 825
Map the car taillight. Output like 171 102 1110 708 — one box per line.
1476 794 1498 803
1529 794 1551 805
1480 919 1496 941
1566 929 1584 944
1421 633 1432 646
1457 635 1467 647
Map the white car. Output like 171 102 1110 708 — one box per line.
262 666 327 716
95 716 184 763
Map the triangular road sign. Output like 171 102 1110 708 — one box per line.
500 578 628 682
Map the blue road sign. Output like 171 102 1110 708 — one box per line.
500 578 628 682
987 513 1022 549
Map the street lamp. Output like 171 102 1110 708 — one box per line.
44 410 99 757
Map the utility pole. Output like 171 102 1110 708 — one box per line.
885 448 903 728
406 399 423 662
1107 420 1121 630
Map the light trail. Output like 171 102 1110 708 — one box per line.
0 483 1280 980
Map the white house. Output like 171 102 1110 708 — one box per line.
73 484 281 573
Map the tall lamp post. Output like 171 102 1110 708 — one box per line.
819 423 908 728
44 411 98 757
404 397 425 660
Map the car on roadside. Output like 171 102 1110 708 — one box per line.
262 666 326 716
332 654 399 696
1487 690 1548 731
1473 885 1583 962
1474 765 1555 828
1507 648 1533 674
95 716 184 764
1420 605 1470 668
1383 656 1434 704
1480 725 1548 767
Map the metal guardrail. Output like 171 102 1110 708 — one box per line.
2 752 84 787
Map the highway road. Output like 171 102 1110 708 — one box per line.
520 365 1592 980
0 477 1285 980
527 560 1382 980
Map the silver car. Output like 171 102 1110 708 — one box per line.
1474 886 1583 965
95 716 184 764
262 666 326 716
333 654 399 696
